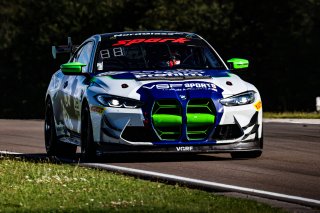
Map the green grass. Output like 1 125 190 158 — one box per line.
0 157 285 213
264 112 320 119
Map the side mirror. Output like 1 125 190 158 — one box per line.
227 58 249 70
60 62 86 75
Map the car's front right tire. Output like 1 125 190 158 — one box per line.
81 103 97 160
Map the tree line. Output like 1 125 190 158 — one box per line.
0 0 319 118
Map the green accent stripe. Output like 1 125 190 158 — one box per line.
187 113 215 127
152 114 182 127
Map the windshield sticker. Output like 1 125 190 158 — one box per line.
112 32 188 38
97 62 103 71
113 47 124 56
100 49 110 59
100 47 124 59
112 38 190 46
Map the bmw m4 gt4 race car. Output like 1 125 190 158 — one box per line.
45 31 263 159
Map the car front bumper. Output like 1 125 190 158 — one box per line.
89 99 263 153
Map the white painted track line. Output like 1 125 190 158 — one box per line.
263 118 320 125
82 163 320 208
0 151 23 155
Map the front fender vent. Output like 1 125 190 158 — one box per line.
212 124 243 140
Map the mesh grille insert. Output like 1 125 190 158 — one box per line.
187 99 215 140
152 99 216 141
152 99 182 140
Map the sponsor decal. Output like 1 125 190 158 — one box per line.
112 32 188 38
112 38 190 46
185 82 217 91
179 95 187 100
254 101 262 111
96 70 230 79
176 146 193 151
134 70 207 79
90 106 105 114
142 82 217 92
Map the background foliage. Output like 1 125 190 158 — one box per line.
0 0 319 118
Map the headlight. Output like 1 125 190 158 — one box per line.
220 91 256 106
96 95 143 108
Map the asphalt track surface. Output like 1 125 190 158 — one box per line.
0 119 319 203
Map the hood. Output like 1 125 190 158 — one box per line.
92 70 249 99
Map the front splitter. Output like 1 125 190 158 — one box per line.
97 139 262 154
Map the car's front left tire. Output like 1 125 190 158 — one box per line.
45 99 77 157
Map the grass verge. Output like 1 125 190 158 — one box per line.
264 112 320 119
0 157 286 212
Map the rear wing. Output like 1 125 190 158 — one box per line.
51 37 79 59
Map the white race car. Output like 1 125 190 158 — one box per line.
45 31 263 159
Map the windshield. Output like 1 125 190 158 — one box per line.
95 36 225 72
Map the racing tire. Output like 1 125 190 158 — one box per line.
45 100 77 157
81 103 97 160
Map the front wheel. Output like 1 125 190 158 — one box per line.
44 100 77 157
44 100 58 155
81 103 97 160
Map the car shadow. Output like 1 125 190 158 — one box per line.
0 152 233 164
96 153 232 163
